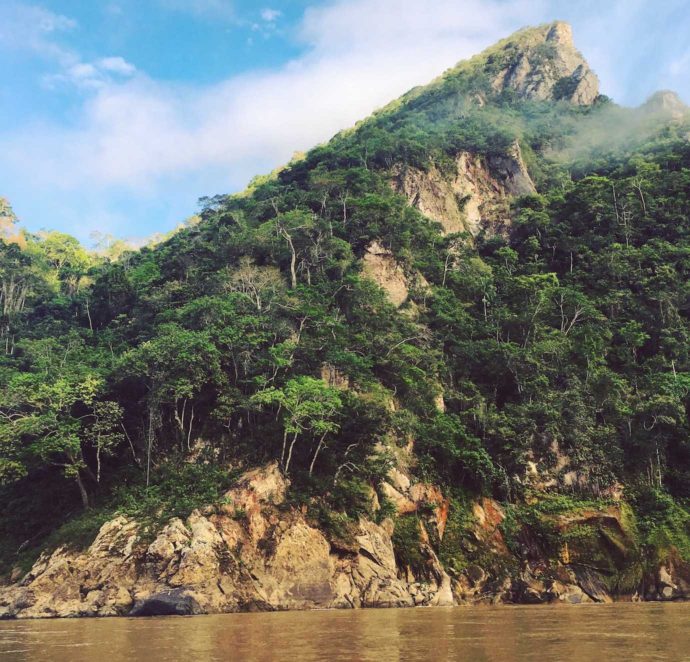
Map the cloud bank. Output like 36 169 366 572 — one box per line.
1 0 688 239
3 0 539 193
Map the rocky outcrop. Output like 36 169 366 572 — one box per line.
320 363 350 390
392 142 535 236
130 589 202 616
0 464 452 619
361 241 409 306
1 465 688 618
642 550 690 601
450 497 690 606
490 22 599 105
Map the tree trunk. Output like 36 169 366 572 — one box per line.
147 406 155 487
280 429 289 467
284 431 299 474
288 240 297 289
309 433 327 476
75 473 91 510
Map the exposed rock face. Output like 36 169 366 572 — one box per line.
379 468 450 545
392 143 535 235
1 468 689 618
642 550 690 601
490 22 599 105
450 498 690 606
320 363 350 390
361 241 409 306
0 464 452 619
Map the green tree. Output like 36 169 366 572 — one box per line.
252 376 342 474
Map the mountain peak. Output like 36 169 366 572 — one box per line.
640 90 688 119
546 21 574 47
374 22 600 129
486 21 599 105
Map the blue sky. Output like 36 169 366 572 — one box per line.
1 0 689 243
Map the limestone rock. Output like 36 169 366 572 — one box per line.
471 498 509 556
571 566 612 603
644 552 690 601
320 363 349 390
0 464 456 618
392 142 535 236
361 241 408 306
490 22 599 105
3 463 679 618
261 519 334 608
380 481 417 515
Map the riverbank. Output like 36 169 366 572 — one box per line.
1 464 689 619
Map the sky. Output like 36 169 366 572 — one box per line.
1 0 689 243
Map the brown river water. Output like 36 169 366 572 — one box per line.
1 603 689 661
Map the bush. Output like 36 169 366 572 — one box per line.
392 515 425 570
630 486 690 562
437 496 474 574
112 462 238 535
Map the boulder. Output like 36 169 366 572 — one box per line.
571 566 612 603
129 589 202 617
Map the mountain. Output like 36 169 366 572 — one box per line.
428 20 600 105
2 22 690 617
640 90 689 120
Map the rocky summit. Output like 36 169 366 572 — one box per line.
487 22 600 105
2 21 690 618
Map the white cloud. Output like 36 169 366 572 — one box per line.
44 55 137 90
260 8 281 22
3 0 544 194
3 0 689 239
0 3 136 91
0 2 77 64
99 56 137 76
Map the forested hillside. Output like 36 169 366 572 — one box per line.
1 22 690 607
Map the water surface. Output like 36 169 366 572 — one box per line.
1 603 689 661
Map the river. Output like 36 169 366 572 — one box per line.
1 603 689 661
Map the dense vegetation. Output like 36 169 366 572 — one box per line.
2 26 690 577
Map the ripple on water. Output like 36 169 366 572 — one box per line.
0 603 689 662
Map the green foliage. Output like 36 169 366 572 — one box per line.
252 376 343 474
415 413 495 489
437 496 475 574
630 487 690 563
2 24 690 567
500 494 615 560
392 515 425 570
41 510 114 557
113 462 237 535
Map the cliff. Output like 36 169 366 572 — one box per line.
487 22 599 105
639 90 689 121
2 463 688 618
0 465 453 618
392 141 536 236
